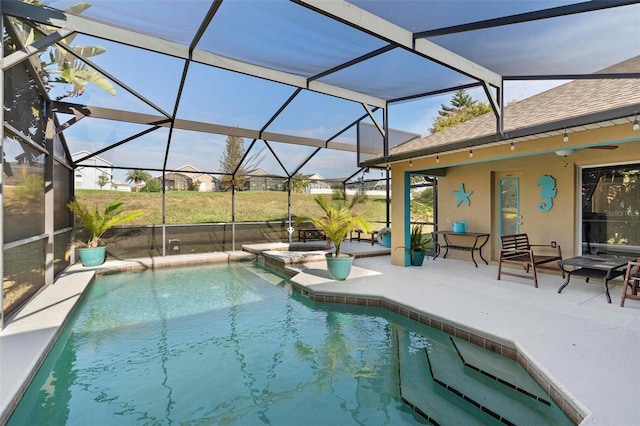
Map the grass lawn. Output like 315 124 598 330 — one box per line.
74 190 389 225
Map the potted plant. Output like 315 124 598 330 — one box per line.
397 224 434 266
66 199 143 267
377 227 392 247
295 189 371 280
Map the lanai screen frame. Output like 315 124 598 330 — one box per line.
2 0 639 328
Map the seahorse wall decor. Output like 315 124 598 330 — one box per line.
536 175 557 212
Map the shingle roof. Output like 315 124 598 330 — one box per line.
390 55 640 157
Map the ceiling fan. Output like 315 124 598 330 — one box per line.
587 145 618 150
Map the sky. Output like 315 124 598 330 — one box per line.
37 0 638 182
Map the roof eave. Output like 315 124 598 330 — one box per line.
361 103 640 167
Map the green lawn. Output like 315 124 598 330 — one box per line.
74 190 389 225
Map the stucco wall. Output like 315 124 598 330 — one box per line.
390 123 640 266
436 153 576 262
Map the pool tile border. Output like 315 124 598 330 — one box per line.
291 284 585 425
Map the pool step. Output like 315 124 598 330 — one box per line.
450 337 551 407
396 327 561 425
396 328 502 425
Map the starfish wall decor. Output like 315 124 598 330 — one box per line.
452 183 473 207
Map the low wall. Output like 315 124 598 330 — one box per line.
89 221 291 259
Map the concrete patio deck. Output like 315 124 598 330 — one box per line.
1 241 638 425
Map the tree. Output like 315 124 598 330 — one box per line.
143 178 162 192
97 174 110 189
125 170 152 192
219 135 247 191
429 89 491 133
3 1 115 168
411 186 434 223
438 89 476 117
6 1 115 100
289 173 309 194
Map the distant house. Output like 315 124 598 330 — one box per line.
366 178 387 194
111 180 132 192
243 168 287 191
306 173 335 194
71 150 116 190
161 165 215 191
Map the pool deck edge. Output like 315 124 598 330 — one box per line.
0 269 95 425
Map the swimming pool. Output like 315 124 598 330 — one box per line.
8 263 572 425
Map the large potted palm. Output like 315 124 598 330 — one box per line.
67 199 143 267
296 189 371 280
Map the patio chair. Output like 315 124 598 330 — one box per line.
620 259 640 307
497 234 563 288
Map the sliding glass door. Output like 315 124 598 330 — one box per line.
582 164 640 256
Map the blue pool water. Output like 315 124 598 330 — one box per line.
8 263 572 425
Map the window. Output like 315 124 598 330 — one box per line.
582 164 640 256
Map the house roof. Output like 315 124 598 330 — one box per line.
175 164 199 173
71 150 113 167
385 55 640 162
247 168 271 177
159 164 214 181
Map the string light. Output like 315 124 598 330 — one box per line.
510 141 515 151
633 111 639 131
469 147 473 158
436 153 440 163
563 128 569 143
409 159 413 167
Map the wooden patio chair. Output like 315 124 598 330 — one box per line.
497 234 563 288
620 259 640 307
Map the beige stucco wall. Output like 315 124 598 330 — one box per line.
390 123 640 266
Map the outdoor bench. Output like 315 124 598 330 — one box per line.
298 227 325 242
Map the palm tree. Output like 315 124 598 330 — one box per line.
67 200 143 248
289 173 310 194
125 170 152 192
97 174 110 189
296 188 371 258
7 2 116 99
3 2 116 171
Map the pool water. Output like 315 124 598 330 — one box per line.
8 263 572 425
9 264 423 425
